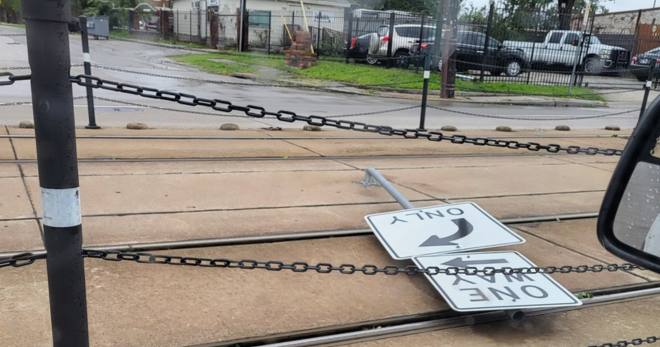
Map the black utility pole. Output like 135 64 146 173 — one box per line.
419 53 431 130
79 16 100 129
640 61 656 122
22 1 89 346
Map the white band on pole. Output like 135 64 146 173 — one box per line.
41 187 82 228
83 53 91 63
424 71 431 79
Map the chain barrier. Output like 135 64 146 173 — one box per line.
1 250 645 277
68 74 624 156
427 104 638 121
589 335 659 347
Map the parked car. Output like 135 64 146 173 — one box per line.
630 48 660 81
348 24 436 66
504 30 629 74
411 31 529 77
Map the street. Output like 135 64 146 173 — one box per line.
0 24 654 130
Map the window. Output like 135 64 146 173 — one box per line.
458 31 485 46
248 10 270 28
378 26 389 36
564 33 580 46
548 32 563 43
590 36 601 45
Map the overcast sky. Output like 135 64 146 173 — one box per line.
466 0 658 13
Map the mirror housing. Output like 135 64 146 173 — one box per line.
598 96 660 273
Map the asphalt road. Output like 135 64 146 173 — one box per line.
0 24 654 130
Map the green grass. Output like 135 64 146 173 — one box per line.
172 52 603 101
110 30 209 50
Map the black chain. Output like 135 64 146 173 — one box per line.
79 250 644 276
69 74 624 156
0 252 45 268
589 335 659 347
0 72 31 86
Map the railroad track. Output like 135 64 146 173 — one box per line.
201 282 660 347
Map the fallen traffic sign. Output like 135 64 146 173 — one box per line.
413 251 582 312
365 202 524 259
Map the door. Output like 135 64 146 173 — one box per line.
540 31 564 64
560 32 581 66
456 31 484 71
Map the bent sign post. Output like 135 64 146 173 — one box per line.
414 251 582 311
365 202 525 260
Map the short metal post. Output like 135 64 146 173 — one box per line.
79 16 100 129
22 1 89 346
480 1 495 82
639 60 656 122
419 53 431 130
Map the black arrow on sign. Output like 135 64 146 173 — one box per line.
419 218 473 247
441 257 509 267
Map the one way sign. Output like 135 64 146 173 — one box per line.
365 202 524 259
413 251 582 311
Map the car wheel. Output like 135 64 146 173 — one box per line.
366 55 379 65
584 57 602 75
505 60 522 77
394 50 410 68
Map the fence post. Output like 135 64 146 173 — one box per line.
267 12 272 54
79 16 100 129
419 53 431 130
176 10 179 41
22 1 89 346
386 12 395 67
639 60 656 123
480 1 495 82
316 11 322 57
526 42 535 85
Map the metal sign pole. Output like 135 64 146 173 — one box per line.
22 1 89 346
79 16 100 129
639 60 656 123
419 53 431 130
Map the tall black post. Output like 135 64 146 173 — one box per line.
639 61 656 122
480 2 495 82
21 1 89 346
345 9 353 64
386 12 395 67
79 16 100 129
316 12 322 57
419 53 431 130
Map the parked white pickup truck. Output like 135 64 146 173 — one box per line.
504 30 629 74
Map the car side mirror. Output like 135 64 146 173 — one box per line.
598 96 660 273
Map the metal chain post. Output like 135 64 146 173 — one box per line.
639 60 656 123
22 0 89 346
79 16 100 129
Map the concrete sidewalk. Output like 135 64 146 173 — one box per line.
0 127 657 347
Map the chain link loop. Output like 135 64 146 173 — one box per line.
0 72 31 86
69 74 624 157
0 252 45 268
589 335 659 347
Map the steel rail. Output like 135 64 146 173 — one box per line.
0 212 598 258
193 284 660 347
0 134 631 140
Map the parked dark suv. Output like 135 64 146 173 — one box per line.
412 31 529 77
630 48 660 81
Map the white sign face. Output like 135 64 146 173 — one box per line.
413 251 582 312
365 203 524 260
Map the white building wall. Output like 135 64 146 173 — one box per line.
172 0 349 50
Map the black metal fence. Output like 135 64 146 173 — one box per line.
104 4 655 88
